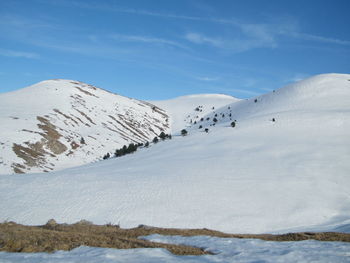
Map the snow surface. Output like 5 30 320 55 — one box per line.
151 94 239 133
1 235 350 262
0 74 349 234
0 79 169 174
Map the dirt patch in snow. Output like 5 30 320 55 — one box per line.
0 221 349 255
74 86 98 98
11 116 68 173
0 221 209 256
36 116 67 155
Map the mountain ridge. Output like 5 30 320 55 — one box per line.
0 79 170 174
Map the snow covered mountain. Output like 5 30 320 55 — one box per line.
0 79 169 174
0 73 349 234
151 94 239 133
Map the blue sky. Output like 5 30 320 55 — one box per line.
0 0 349 100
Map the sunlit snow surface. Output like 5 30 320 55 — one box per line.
1 235 350 262
0 74 349 234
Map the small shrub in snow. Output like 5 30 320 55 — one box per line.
199 125 202 129
213 118 218 123
254 99 258 103
103 153 110 160
272 118 276 122
153 137 159 143
159 132 166 140
181 129 188 136
205 128 209 133
80 137 85 144
231 121 236 128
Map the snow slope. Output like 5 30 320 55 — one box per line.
151 94 239 133
189 73 350 131
0 74 349 234
1 236 350 263
0 79 169 174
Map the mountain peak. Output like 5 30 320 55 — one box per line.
0 80 169 174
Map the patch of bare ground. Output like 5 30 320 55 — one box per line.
0 221 209 255
1 221 349 256
11 116 68 173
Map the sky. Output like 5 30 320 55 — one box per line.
0 0 349 100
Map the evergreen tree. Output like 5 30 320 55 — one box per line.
181 129 188 136
127 143 137 153
159 131 166 140
231 121 236 128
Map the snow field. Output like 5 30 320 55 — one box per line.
0 73 349 233
1 235 350 263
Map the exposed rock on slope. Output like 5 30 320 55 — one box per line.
0 79 169 174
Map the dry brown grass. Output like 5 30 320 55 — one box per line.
1 220 349 255
0 221 209 255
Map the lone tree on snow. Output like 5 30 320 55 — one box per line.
231 121 236 128
159 132 167 140
181 129 188 136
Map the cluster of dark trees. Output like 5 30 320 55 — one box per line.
102 132 171 160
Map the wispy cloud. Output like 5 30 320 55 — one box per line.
110 34 188 50
196 76 219 81
185 29 277 53
294 33 350 46
45 0 350 47
185 33 223 47
0 48 40 59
